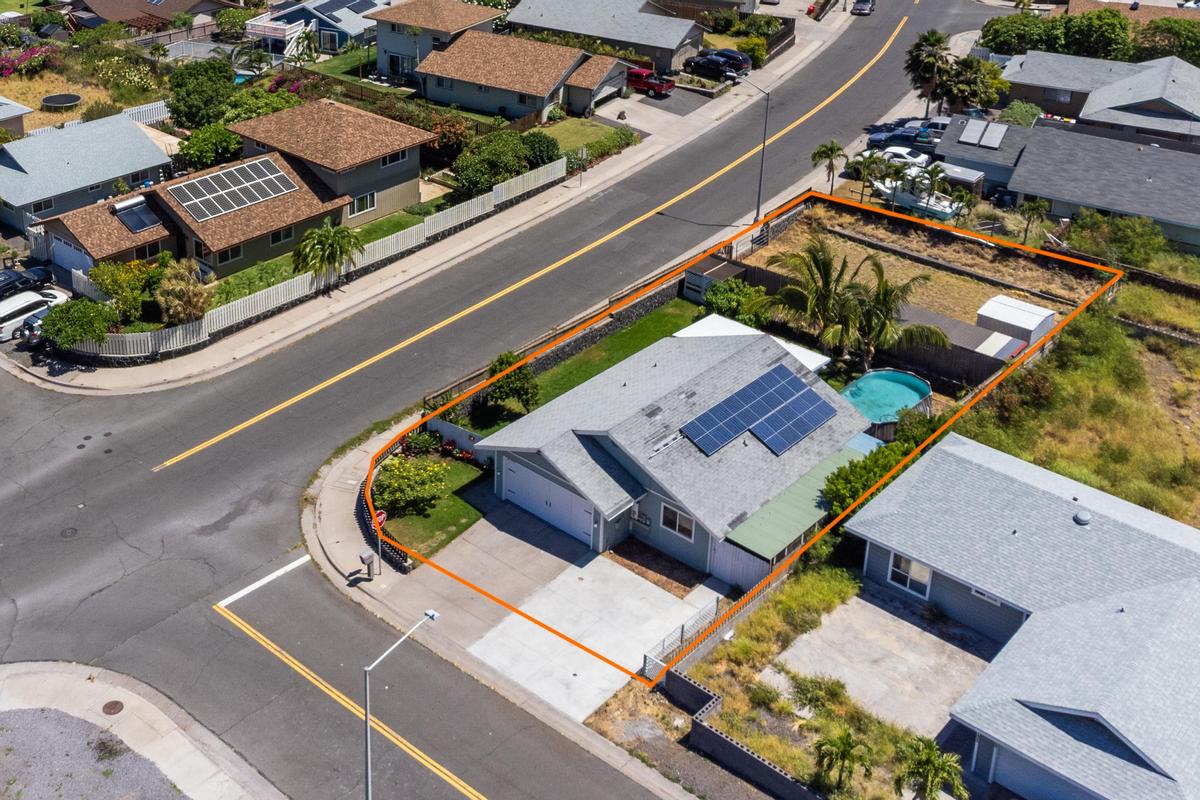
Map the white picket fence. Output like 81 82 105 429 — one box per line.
70 158 568 360
27 100 171 138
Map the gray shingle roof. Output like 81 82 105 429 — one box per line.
0 115 170 207
0 95 31 122
935 115 1033 170
1001 50 1146 94
480 330 868 537
1080 56 1200 139
506 0 700 51
1006 124 1200 230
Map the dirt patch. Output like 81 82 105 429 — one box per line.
1138 341 1200 523
0 74 118 131
604 539 711 599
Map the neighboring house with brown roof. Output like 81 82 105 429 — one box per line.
43 151 350 277
78 0 234 30
228 99 434 226
1049 0 1200 23
366 0 503 79
414 30 590 121
563 55 629 116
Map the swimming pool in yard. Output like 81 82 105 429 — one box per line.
840 369 932 425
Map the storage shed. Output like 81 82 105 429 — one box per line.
976 295 1055 345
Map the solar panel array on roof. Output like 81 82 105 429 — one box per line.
115 201 162 234
979 122 1008 150
166 158 298 223
681 364 837 457
959 118 987 146
348 0 375 12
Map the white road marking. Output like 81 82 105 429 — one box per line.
217 554 311 608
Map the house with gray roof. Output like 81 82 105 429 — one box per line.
264 0 388 54
845 433 1200 800
0 115 171 234
935 116 1034 191
477 320 873 589
1002 51 1200 143
0 95 31 138
506 0 704 72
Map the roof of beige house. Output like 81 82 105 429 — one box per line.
228 100 435 172
365 0 503 33
48 191 173 261
1049 0 1199 21
415 30 585 97
565 55 623 90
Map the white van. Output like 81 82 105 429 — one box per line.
0 288 69 340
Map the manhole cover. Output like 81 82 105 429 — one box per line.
60 528 78 539
102 701 123 715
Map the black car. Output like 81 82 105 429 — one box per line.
699 48 751 74
851 0 875 14
684 55 738 81
0 267 50 301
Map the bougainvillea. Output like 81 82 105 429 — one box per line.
0 46 53 77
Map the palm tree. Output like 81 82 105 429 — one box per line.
881 160 908 211
148 42 169 74
238 46 272 77
913 162 948 198
950 186 977 226
892 736 969 800
294 217 365 284
904 30 951 117
849 261 950 369
849 151 886 203
293 29 320 64
814 729 873 791
1018 198 1050 245
811 141 847 195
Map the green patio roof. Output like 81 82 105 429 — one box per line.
724 446 861 561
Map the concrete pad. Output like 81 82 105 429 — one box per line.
469 554 703 721
763 583 999 737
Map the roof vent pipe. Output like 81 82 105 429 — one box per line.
1074 510 1092 526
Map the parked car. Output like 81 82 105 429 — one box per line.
867 127 936 151
19 304 52 347
904 116 952 138
626 68 675 98
684 55 739 81
866 146 931 167
0 267 51 302
851 0 875 14
0 288 68 341
700 48 751 74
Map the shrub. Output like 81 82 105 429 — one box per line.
738 13 782 38
997 100 1042 127
154 259 212 324
29 10 66 30
88 259 160 322
0 46 52 77
168 60 237 129
453 130 530 196
487 350 539 412
736 36 768 69
221 87 303 124
522 129 561 168
91 56 156 93
372 456 450 516
546 104 566 122
81 100 124 122
215 7 257 40
402 430 441 456
582 125 638 164
704 7 740 33
1066 208 1171 268
69 22 126 48
171 11 195 29
704 278 769 327
178 123 242 169
41 299 118 349
789 674 848 713
747 681 782 709
0 23 21 48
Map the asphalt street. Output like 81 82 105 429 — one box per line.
0 1 1004 797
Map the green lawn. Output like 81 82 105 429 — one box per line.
353 210 423 244
1112 282 1200 337
537 118 616 152
702 33 742 50
209 253 295 308
468 298 701 434
381 458 484 560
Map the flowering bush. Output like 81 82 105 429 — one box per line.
92 56 155 90
0 46 53 77
372 456 450 517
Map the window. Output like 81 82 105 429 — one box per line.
476 83 489 93
29 198 53 214
517 93 530 105
350 191 376 217
129 170 149 185
193 238 204 259
253 140 267 151
889 553 932 598
380 150 407 168
270 226 293 245
87 183 103 193
133 241 160 261
660 504 695 542
1042 87 1071 105
971 587 1002 606
435 76 453 89
216 245 242 265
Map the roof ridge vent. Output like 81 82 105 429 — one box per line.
1074 510 1092 526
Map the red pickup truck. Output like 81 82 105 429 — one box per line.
626 68 675 98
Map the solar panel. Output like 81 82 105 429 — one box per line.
167 158 298 223
979 122 1008 150
959 118 986 146
348 0 375 11
681 364 834 456
115 202 162 233
750 390 837 456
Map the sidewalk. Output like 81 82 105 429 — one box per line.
0 660 286 800
1 11 859 397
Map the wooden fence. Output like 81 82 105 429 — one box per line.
67 158 568 361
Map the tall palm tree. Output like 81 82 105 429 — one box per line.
811 141 847 195
950 186 977 226
294 217 365 283
849 262 950 369
238 46 272 77
881 160 908 211
1018 198 1050 245
755 236 877 353
892 736 969 800
287 29 319 66
904 30 952 117
913 162 948 198
814 729 873 791
849 150 886 203
148 42 169 74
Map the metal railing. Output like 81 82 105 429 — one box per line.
641 596 726 677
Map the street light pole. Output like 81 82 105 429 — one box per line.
742 77 771 223
364 609 439 800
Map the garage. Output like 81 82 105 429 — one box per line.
502 458 593 545
51 235 92 272
992 746 1091 800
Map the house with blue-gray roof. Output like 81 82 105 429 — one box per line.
845 433 1200 800
261 0 388 54
478 318 873 590
0 115 171 233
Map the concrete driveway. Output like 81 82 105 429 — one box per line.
763 582 1001 737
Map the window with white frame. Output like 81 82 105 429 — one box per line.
254 140 267 151
350 191 376 217
216 244 242 265
87 183 103 193
660 504 694 542
380 150 406 168
133 241 160 261
517 93 530 105
29 198 53 214
889 553 932 598
270 226 293 246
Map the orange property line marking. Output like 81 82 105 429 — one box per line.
364 193 1122 689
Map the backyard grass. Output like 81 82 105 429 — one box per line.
1141 251 1200 286
352 210 423 244
1112 282 1200 337
209 253 295 308
0 74 118 130
309 48 377 80
381 457 484 560
702 33 742 50
537 118 617 152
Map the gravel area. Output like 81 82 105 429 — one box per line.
0 708 188 800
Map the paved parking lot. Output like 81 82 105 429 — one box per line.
762 581 1001 737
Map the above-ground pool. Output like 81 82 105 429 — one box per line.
841 369 932 424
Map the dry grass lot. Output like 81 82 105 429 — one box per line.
0 74 117 130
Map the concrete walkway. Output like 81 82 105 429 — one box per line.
0 661 285 800
1 11 858 397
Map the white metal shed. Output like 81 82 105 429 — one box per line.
976 295 1056 346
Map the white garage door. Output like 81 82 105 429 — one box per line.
51 235 92 272
504 459 593 545
993 747 1092 800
